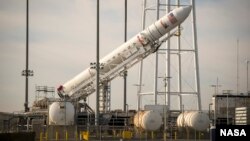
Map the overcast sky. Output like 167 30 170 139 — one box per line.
0 0 249 113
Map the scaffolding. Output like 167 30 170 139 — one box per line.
137 0 201 112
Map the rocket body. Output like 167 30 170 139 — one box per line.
58 6 192 98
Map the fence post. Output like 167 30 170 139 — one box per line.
40 132 43 141
45 131 48 141
65 130 68 140
151 131 154 139
55 131 59 141
174 131 177 140
75 131 78 140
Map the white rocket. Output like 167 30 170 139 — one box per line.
57 6 192 99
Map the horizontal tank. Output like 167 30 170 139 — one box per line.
176 111 210 131
49 102 75 125
134 110 162 131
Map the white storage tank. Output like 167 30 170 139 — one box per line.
176 111 209 131
134 110 162 131
49 102 75 125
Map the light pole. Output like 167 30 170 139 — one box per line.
123 0 128 112
22 0 34 112
96 0 100 128
236 39 240 95
226 93 229 125
247 60 249 93
159 75 171 141
210 78 221 96
125 104 129 128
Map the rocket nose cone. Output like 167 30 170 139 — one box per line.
182 5 192 15
175 5 192 23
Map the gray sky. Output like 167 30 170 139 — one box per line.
0 0 249 113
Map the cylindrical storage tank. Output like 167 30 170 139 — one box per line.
49 102 75 125
176 111 210 131
134 110 162 131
